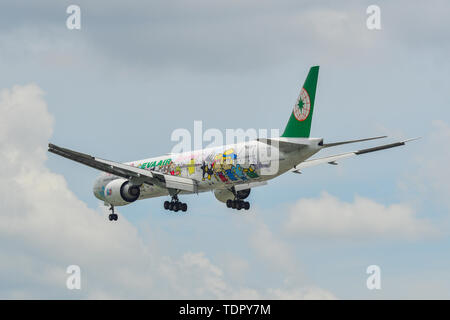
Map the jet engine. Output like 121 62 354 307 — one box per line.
236 189 251 200
104 178 141 206
214 188 251 203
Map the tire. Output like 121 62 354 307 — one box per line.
164 201 170 210
113 214 118 221
168 202 174 211
226 199 233 208
236 201 242 210
244 202 250 210
174 202 180 212
231 200 237 209
181 203 187 212
108 214 113 221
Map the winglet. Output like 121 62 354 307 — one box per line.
402 137 421 143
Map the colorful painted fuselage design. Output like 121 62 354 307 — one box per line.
93 139 321 203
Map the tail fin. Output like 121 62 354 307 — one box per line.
281 66 319 138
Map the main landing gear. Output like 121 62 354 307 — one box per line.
226 199 250 211
108 205 118 221
163 195 188 212
225 187 250 211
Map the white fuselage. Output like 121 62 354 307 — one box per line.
93 138 323 204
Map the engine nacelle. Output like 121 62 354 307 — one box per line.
104 178 141 206
214 189 234 203
214 188 251 203
236 189 251 200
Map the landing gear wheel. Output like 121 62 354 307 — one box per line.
164 194 188 213
108 205 118 221
108 214 118 221
226 197 251 211
164 201 170 210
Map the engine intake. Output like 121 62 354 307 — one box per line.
120 181 141 202
104 178 141 206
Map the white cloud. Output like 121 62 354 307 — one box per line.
246 216 300 275
284 192 436 240
216 252 250 284
0 83 334 299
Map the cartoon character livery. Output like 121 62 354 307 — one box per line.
48 66 417 221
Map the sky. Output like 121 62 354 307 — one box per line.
0 0 449 299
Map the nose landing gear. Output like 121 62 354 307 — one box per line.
108 205 118 221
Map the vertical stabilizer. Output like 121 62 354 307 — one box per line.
281 66 319 138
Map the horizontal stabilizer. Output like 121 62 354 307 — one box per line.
322 136 387 148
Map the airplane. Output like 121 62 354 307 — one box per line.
48 66 416 221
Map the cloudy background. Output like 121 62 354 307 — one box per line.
0 0 449 299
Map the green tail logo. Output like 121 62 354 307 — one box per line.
281 66 319 138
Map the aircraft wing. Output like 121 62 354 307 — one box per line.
291 138 418 173
48 143 198 193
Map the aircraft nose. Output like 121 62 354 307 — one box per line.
93 174 106 201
